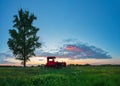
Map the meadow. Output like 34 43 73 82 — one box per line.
0 65 120 86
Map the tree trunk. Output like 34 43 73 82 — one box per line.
23 56 26 67
23 26 26 68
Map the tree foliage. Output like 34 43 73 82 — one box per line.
7 9 41 67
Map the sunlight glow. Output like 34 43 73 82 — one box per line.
1 56 120 66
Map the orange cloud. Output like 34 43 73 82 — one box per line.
65 45 83 52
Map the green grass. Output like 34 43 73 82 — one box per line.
0 66 120 86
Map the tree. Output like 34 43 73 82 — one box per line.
7 9 41 67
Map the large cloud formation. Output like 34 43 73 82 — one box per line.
37 39 112 59
56 44 111 59
0 39 112 64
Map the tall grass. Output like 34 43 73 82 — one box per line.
0 66 120 86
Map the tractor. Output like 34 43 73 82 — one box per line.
45 56 66 68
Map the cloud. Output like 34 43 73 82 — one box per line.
65 45 83 52
0 39 112 64
57 44 111 59
35 39 112 59
0 52 14 64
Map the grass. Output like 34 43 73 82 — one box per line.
0 66 120 86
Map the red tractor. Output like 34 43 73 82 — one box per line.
45 56 66 68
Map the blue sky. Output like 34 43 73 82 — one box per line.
0 0 120 65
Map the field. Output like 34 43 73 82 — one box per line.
0 66 120 86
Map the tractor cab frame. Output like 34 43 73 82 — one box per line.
45 56 66 68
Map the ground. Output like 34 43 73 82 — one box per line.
0 65 120 86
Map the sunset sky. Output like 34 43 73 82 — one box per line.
0 0 120 65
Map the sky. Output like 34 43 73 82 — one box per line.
0 0 120 65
